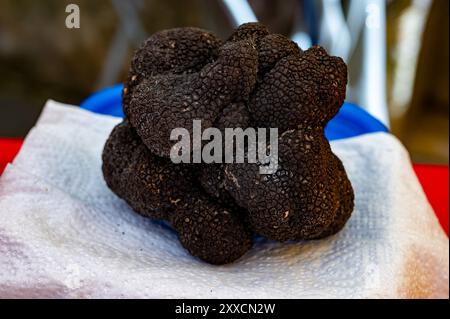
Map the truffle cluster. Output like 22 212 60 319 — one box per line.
102 23 354 265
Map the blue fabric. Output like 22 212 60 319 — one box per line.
80 84 388 141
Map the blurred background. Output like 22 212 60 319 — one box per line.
0 0 448 164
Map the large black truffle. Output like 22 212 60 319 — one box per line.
102 23 354 265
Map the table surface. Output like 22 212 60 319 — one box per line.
1 138 448 236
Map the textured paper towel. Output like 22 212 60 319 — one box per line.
0 100 448 298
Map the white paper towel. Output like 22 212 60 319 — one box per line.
0 100 448 298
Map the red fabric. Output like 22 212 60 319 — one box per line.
0 139 23 175
413 164 449 235
0 138 448 236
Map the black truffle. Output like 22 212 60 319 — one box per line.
102 23 354 265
